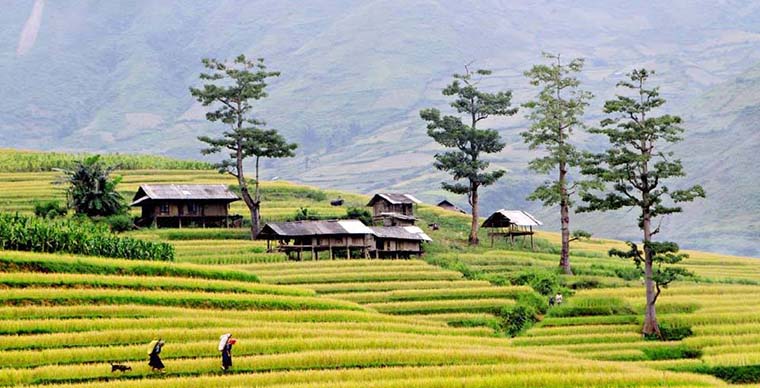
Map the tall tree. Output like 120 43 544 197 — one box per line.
578 69 705 337
421 66 517 245
190 55 297 238
522 53 593 274
56 155 125 218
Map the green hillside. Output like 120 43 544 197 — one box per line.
0 156 759 386
2 1 760 255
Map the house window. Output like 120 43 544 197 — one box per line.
187 202 198 215
159 204 169 214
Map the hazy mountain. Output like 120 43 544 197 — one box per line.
1 0 758 255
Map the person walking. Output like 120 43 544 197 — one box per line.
148 339 165 372
219 333 236 371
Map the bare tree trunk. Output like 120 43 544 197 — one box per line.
641 208 660 337
558 161 572 274
469 184 479 245
252 156 261 237
234 143 258 240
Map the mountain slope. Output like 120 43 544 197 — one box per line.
1 0 759 254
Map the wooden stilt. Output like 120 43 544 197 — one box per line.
346 240 351 259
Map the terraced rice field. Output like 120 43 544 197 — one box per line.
1 166 759 386
1 250 729 388
234 260 535 327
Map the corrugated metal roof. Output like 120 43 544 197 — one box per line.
337 220 375 234
371 226 432 242
403 226 432 241
437 200 466 214
258 220 373 238
377 212 417 221
367 193 422 206
483 209 543 227
131 184 239 204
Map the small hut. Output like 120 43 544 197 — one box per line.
256 220 375 260
371 226 432 258
130 184 240 228
481 209 543 249
437 199 466 214
366 193 421 226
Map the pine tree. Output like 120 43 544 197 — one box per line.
420 65 517 245
522 53 593 274
190 55 297 238
578 69 705 337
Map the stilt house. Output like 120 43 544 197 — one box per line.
257 220 432 259
257 220 375 260
130 184 240 228
366 193 421 226
481 209 543 249
371 226 432 258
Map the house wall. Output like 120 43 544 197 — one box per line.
148 201 229 217
372 201 414 217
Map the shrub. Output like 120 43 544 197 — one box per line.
644 323 693 341
510 269 563 296
567 278 601 290
499 304 539 337
548 297 635 317
0 213 173 261
345 207 372 225
32 201 67 219
642 345 701 360
698 365 760 384
106 214 134 233
292 207 322 221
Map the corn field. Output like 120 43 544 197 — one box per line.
0 213 174 260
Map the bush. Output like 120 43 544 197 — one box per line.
510 269 563 296
32 201 67 219
345 207 372 225
0 213 173 261
499 304 539 337
698 365 760 384
548 297 635 317
567 278 602 290
644 323 693 341
292 207 322 221
106 215 134 233
642 345 701 360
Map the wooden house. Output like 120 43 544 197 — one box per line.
257 220 375 260
256 220 432 259
366 193 421 226
437 199 466 214
371 226 432 258
130 184 240 228
481 209 543 249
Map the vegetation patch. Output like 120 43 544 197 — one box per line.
0 252 259 282
644 323 693 341
642 345 702 360
548 297 634 317
0 213 173 260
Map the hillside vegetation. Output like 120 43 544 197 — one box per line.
0 162 759 386
3 2 760 255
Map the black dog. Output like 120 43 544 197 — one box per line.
111 364 132 373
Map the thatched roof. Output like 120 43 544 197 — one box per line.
482 210 543 228
130 184 239 206
366 193 421 206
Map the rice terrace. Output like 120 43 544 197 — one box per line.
2 2 760 387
